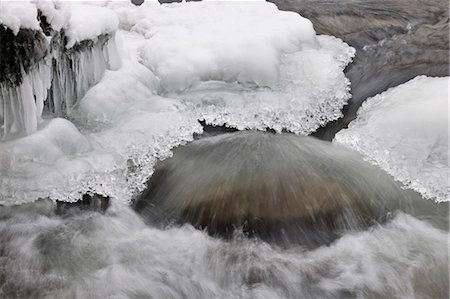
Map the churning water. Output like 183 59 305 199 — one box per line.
1 132 448 299
0 198 448 299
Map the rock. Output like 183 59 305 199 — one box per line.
134 131 447 245
56 194 110 216
132 0 145 5
0 27 48 87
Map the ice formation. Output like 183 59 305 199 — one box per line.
48 35 120 115
0 1 120 139
111 0 355 134
0 61 202 204
0 59 52 138
1 0 355 204
335 76 449 202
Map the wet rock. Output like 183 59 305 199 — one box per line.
56 194 110 216
134 131 447 245
0 27 48 87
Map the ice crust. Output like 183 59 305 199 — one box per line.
1 0 355 204
111 0 355 134
335 76 449 202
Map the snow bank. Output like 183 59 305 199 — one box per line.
335 76 449 202
111 0 354 134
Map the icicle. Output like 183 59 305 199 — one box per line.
0 59 52 140
47 34 121 115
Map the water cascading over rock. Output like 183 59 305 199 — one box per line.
134 131 447 245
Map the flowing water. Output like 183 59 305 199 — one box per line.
0 199 448 299
0 1 448 298
1 131 448 298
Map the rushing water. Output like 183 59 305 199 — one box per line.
0 199 448 299
0 1 448 298
134 131 448 245
1 131 448 298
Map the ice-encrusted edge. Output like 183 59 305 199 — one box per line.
335 76 449 202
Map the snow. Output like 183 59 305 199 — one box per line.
65 4 119 48
35 0 70 32
111 0 354 134
0 1 40 34
0 1 117 50
1 0 355 203
335 76 449 202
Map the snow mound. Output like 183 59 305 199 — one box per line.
335 76 449 202
111 0 354 134
66 4 119 48
0 1 40 34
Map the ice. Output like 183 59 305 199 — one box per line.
1 0 355 203
48 35 121 115
335 76 449 202
0 59 52 139
110 0 355 134
0 61 202 205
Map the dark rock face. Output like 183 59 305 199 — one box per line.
0 27 48 87
134 131 447 245
56 194 110 216
268 0 449 140
132 0 145 5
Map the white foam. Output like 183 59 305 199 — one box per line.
0 201 447 298
335 76 449 202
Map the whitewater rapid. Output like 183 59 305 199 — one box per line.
0 200 448 299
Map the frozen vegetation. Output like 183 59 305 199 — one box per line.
335 76 449 202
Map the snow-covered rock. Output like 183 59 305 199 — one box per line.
0 61 202 205
335 76 449 202
110 0 355 134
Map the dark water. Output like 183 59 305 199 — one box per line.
268 0 449 139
